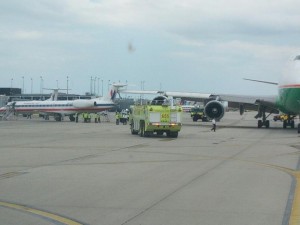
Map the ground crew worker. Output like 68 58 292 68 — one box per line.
211 118 216 132
93 113 98 123
115 112 120 125
75 113 79 123
97 113 101 123
83 113 87 123
87 113 91 123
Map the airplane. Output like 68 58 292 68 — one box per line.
0 83 126 121
119 55 300 133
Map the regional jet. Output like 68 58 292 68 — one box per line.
120 55 300 133
0 84 125 121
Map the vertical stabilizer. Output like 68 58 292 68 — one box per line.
105 83 127 101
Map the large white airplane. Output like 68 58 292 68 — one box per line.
120 55 300 133
0 83 125 121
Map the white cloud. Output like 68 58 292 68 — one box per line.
0 30 43 40
55 0 300 32
216 41 299 61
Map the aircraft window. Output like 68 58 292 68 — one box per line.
294 55 300 60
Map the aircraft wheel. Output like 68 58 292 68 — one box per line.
283 120 287 129
258 120 263 128
265 120 270 128
291 120 295 129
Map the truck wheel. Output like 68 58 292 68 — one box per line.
131 121 137 134
139 121 145 137
157 131 163 136
170 132 178 138
144 131 152 137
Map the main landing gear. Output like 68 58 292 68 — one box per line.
282 115 295 129
255 106 271 128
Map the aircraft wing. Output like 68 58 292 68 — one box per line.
215 94 279 113
121 89 279 115
120 90 212 99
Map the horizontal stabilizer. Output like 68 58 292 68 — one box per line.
243 78 278 85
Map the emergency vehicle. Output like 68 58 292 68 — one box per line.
129 96 182 138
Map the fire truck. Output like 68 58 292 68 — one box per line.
129 96 182 138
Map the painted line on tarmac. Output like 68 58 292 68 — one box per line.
0 201 85 225
288 172 300 225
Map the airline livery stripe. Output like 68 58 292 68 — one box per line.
279 84 300 88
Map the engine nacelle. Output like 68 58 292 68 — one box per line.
73 100 96 108
204 100 225 120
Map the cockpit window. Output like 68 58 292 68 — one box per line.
294 55 300 60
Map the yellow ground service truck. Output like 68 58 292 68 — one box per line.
129 96 182 138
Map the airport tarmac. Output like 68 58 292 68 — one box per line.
0 111 300 225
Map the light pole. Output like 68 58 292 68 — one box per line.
11 78 13 88
31 78 33 94
107 80 110 93
40 76 43 94
22 76 24 94
97 77 100 96
90 76 93 95
94 76 97 96
56 80 59 88
67 76 69 100
101 79 103 96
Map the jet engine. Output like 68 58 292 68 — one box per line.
204 100 225 120
73 100 96 108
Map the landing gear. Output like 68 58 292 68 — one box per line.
257 119 270 128
69 115 75 122
282 115 295 129
256 106 270 128
54 114 62 121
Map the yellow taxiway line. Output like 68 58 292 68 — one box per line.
289 172 300 225
0 201 84 225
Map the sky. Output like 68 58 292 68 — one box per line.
1 0 300 96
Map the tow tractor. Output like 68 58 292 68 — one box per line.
190 106 208 122
273 114 295 128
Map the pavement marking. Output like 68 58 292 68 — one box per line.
0 172 27 180
0 201 84 225
238 161 300 225
287 172 300 225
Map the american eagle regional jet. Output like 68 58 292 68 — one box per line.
120 55 300 133
0 84 125 121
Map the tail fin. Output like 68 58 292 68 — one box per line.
106 83 127 101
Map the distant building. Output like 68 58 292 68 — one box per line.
0 88 21 96
0 95 9 107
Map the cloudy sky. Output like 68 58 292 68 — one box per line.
1 0 300 96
